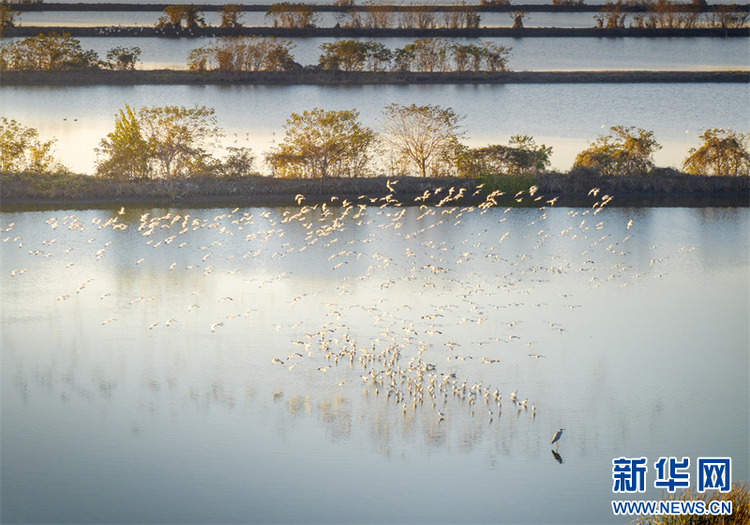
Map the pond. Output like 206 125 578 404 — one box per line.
15 10 608 28
2 203 748 524
1 82 748 174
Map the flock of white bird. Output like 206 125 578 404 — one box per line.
4 185 690 451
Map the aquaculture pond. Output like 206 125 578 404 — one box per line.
2 203 748 524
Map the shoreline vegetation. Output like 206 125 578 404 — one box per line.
3 0 748 38
2 172 748 208
3 69 748 85
2 107 749 209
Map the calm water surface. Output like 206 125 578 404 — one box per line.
16 11 699 28
2 203 748 524
1 83 748 173
16 11 603 28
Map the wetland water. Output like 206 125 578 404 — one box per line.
1 203 748 524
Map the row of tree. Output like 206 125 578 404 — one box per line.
4 1 743 36
595 0 748 29
0 33 141 71
187 36 296 72
3 107 748 180
187 36 511 73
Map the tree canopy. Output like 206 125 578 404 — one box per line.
683 128 750 177
96 104 235 180
105 46 141 70
265 108 377 180
0 4 20 36
156 5 205 28
265 3 317 28
573 125 661 176
219 4 244 28
1 117 67 174
187 36 296 72
456 135 552 178
0 33 98 71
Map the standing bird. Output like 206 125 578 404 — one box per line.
552 428 565 449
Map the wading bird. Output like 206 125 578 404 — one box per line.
552 428 565 449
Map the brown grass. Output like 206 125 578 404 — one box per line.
634 481 749 525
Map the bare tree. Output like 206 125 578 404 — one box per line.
380 103 465 177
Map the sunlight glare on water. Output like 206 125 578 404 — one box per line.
1 201 748 524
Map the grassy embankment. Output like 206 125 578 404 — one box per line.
633 482 749 525
2 171 748 208
2 70 748 86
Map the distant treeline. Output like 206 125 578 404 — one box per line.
3 104 749 184
7 1 750 13
2 0 747 34
5 33 750 75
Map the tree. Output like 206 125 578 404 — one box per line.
363 42 392 71
319 40 392 72
573 125 661 176
95 104 153 180
334 0 364 28
265 108 377 182
450 40 511 72
393 38 450 72
0 117 67 173
442 2 480 29
156 5 205 29
182 5 204 28
510 10 528 28
219 4 244 28
381 103 465 177
1 4 20 36
454 136 552 177
707 5 748 29
187 36 296 72
480 41 511 71
96 104 224 180
363 0 394 28
595 1 627 28
683 128 750 177
218 147 256 177
318 40 369 71
0 32 99 71
105 46 141 70
157 5 186 28
265 3 317 28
